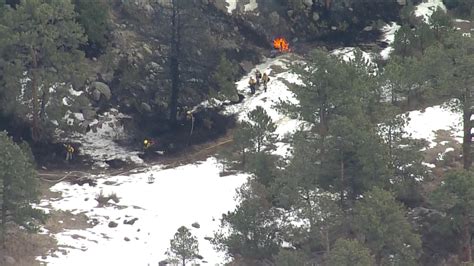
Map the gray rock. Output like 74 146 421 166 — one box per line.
124 217 139 225
92 82 112 100
312 12 320 21
213 0 227 13
269 12 280 26
124 237 130 241
3 256 15 265
287 10 294 18
101 72 114 83
108 221 118 228
191 222 200 229
82 108 96 121
141 102 152 112
92 89 101 101
303 0 313 7
239 60 254 73
143 44 153 55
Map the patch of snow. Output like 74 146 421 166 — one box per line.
404 101 462 148
414 0 446 23
62 97 70 106
422 162 436 168
455 19 471 23
39 158 248 266
69 87 83 96
244 0 258 12
225 0 237 13
380 22 401 60
67 110 144 166
331 47 376 68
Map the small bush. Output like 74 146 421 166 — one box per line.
95 191 120 207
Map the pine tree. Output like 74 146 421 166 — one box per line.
353 187 421 265
73 0 109 57
327 239 374 266
246 106 277 153
167 226 199 266
0 131 44 245
0 0 89 142
431 170 474 262
210 54 239 103
215 181 280 262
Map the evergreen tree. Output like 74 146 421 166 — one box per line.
353 187 421 265
73 0 109 57
431 170 474 262
327 238 374 266
246 106 277 153
215 181 281 262
0 0 88 142
0 131 44 245
227 107 276 168
151 0 218 126
167 226 199 266
210 54 239 103
273 249 309 266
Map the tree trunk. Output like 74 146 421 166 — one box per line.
182 257 185 266
30 46 40 141
463 89 471 170
1 180 5 248
463 213 472 262
340 153 345 209
325 0 332 9
169 0 181 128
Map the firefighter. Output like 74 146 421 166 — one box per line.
248 77 257 94
143 139 153 150
255 70 262 85
262 72 270 92
65 144 74 162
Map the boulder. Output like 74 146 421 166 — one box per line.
239 60 254 73
191 222 200 229
312 12 320 21
124 217 139 225
143 44 153 55
92 89 101 101
108 221 118 228
303 0 313 7
141 102 152 112
3 256 15 265
269 12 280 26
213 0 227 13
92 82 112 100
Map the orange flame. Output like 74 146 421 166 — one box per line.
273 37 289 52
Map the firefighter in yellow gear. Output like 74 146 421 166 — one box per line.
143 139 153 150
248 77 257 94
65 144 74 161
262 73 270 92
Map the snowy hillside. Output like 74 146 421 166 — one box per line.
38 54 307 265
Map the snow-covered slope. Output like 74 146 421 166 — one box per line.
39 54 304 265
67 109 144 168
38 48 466 265
404 102 462 147
415 0 446 22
